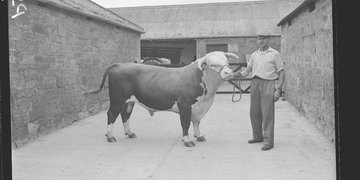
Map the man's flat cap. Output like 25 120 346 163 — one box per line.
256 30 271 37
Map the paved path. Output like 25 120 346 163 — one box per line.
12 94 336 180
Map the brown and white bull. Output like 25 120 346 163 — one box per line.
85 51 239 147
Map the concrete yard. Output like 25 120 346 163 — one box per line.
12 94 336 180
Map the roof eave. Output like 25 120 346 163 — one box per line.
141 34 281 41
35 0 145 34
277 0 316 26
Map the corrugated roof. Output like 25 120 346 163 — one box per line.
110 0 302 39
277 0 316 26
36 0 144 33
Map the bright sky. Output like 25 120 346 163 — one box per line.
91 0 264 8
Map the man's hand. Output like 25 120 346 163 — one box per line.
233 71 243 79
274 88 281 102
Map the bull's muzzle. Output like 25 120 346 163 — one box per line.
219 66 234 81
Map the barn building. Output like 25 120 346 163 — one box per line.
110 0 302 64
277 0 335 141
9 0 144 147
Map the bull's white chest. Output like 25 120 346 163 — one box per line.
190 93 215 120
190 70 223 120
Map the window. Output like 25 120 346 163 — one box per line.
206 44 228 53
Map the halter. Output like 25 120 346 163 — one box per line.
206 64 243 102
207 64 231 81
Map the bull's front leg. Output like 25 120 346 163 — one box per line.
178 102 196 147
192 119 206 142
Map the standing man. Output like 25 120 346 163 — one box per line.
239 30 285 151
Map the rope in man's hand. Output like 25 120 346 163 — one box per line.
231 72 244 102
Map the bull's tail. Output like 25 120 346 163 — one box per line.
84 64 118 97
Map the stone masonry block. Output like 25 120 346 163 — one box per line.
37 77 57 90
25 78 37 89
52 116 65 129
36 62 51 74
24 89 36 99
10 54 16 64
27 122 39 138
14 101 33 114
13 125 28 141
12 113 29 130
37 118 53 134
34 55 45 63
32 23 48 35
56 76 65 88
79 112 89 120
12 75 25 91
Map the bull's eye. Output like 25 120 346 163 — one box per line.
210 64 219 68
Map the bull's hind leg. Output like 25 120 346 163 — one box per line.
105 99 125 142
121 102 137 138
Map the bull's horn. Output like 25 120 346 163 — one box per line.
224 52 239 59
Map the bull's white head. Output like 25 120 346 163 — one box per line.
196 51 239 81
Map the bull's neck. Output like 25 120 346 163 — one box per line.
202 68 225 93
187 62 225 94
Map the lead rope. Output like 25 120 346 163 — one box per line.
231 75 243 102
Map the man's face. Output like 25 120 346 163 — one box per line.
257 36 270 48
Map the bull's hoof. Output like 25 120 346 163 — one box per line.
126 132 137 138
106 136 117 142
196 136 207 142
184 141 196 147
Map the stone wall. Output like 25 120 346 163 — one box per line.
280 0 334 141
9 1 141 147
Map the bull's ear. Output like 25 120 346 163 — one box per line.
224 52 239 60
197 57 207 70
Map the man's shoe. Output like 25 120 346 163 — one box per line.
248 139 264 144
261 145 273 151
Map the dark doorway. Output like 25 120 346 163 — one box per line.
141 39 196 64
141 47 182 64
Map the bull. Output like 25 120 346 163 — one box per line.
85 51 239 147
